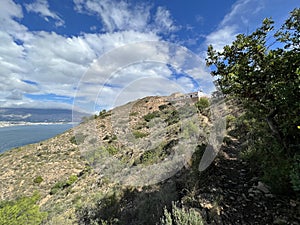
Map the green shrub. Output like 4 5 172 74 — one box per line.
66 175 78 186
158 104 168 111
262 156 291 194
226 114 236 129
76 193 120 225
129 111 138 116
137 141 174 166
50 175 78 195
139 150 159 165
143 111 160 122
106 145 119 155
132 130 148 139
69 136 77 144
165 110 179 125
70 133 87 145
134 121 147 130
33 176 43 184
50 181 65 195
161 202 204 225
240 127 293 194
0 192 47 225
98 109 111 119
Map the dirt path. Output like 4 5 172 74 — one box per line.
194 138 300 224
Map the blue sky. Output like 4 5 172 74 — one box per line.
0 0 298 112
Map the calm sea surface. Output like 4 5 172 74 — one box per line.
0 124 73 154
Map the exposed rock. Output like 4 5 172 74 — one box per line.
255 181 270 194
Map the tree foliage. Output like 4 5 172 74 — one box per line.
195 97 210 113
206 8 300 193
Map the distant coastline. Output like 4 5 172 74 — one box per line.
0 121 77 128
0 123 74 153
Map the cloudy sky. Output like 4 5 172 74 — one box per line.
0 0 298 112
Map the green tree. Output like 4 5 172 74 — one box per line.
206 8 300 192
0 192 47 225
195 97 210 113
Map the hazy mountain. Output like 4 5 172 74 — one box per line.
0 108 88 123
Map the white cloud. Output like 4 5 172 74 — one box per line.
25 0 64 27
73 0 178 35
0 0 197 111
220 0 261 27
0 7 164 109
205 0 299 51
0 0 29 40
205 26 238 52
72 41 212 112
154 7 178 33
74 0 151 32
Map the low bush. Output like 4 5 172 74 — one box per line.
132 130 148 139
50 175 78 195
70 133 88 145
33 176 43 184
160 202 204 225
106 145 119 155
158 104 168 111
66 175 78 186
129 111 138 116
143 111 160 122
165 110 179 126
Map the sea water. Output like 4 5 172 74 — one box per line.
0 124 73 154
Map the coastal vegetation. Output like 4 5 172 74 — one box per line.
0 8 299 225
206 8 300 193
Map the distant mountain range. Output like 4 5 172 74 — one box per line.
0 108 89 123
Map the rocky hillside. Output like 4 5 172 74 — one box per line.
0 95 299 224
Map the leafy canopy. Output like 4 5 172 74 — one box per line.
206 8 300 193
206 8 300 152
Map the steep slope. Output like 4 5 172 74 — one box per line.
0 95 298 225
0 95 211 224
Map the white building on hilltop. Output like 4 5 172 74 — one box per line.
167 90 206 103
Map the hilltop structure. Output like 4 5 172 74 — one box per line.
167 90 205 103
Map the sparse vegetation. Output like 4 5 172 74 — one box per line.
132 130 149 139
143 111 160 122
76 184 178 225
50 175 78 195
129 111 138 116
165 110 179 125
70 133 88 145
161 202 204 225
98 109 111 119
158 104 168 111
105 145 119 155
